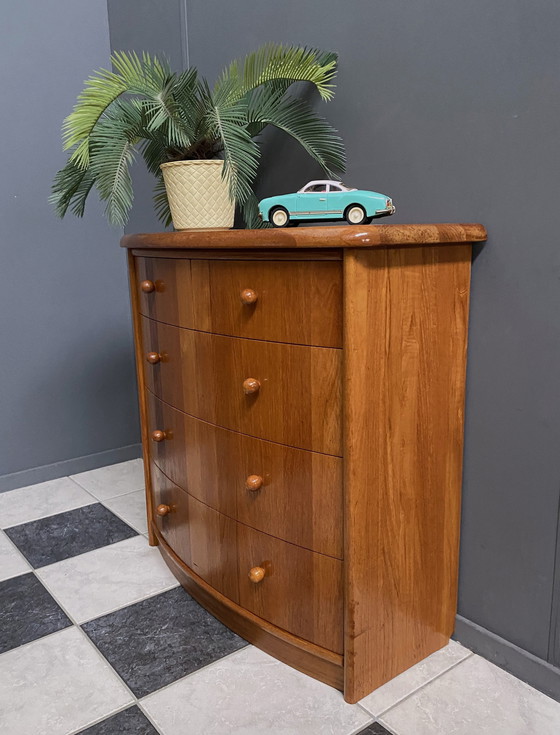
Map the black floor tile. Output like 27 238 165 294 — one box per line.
82 586 247 697
77 706 158 734
356 724 394 735
5 503 138 567
0 573 72 653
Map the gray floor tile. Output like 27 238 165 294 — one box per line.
0 476 95 528
82 586 247 697
102 490 148 534
380 654 560 735
0 626 132 735
359 641 471 717
71 459 145 500
142 645 372 735
5 503 138 567
356 724 394 735
36 535 178 624
77 705 158 734
0 530 31 581
0 573 71 653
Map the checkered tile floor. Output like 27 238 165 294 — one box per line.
1 460 560 734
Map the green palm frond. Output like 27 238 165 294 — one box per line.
53 44 345 228
247 90 345 175
214 44 337 105
50 159 95 218
63 51 172 169
62 67 127 169
153 175 172 227
203 89 260 205
88 99 143 226
241 191 270 229
171 67 203 141
140 130 171 175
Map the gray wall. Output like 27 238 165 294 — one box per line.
108 0 560 696
0 1 140 490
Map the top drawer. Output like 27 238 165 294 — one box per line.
136 257 342 347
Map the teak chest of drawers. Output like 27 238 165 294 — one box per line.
122 223 487 703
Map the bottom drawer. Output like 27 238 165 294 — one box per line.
238 524 343 654
151 463 343 654
150 463 238 602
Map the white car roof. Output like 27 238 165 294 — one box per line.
298 180 346 192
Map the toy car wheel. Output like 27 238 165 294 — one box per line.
345 204 368 225
270 206 290 228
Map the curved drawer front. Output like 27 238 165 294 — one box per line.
150 463 238 602
142 317 342 455
136 257 342 347
147 393 343 558
238 524 343 654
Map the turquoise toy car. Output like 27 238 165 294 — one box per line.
258 180 395 227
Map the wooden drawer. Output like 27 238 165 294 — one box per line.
136 257 342 347
150 463 238 602
147 393 343 558
238 524 343 653
142 317 342 455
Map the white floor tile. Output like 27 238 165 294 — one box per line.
142 645 372 735
36 535 178 623
0 477 95 529
103 489 148 534
0 530 31 581
359 640 472 717
380 653 560 735
71 459 145 500
0 626 132 735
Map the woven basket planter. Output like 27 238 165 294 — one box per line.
160 159 235 230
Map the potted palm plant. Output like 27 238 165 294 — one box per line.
51 43 345 229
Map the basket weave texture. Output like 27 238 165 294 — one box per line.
160 160 235 230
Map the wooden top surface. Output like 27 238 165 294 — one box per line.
121 223 487 251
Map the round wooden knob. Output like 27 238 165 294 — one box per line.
151 430 166 442
248 566 266 583
243 378 261 395
156 504 170 516
146 352 161 364
240 288 258 305
141 280 155 293
246 475 264 491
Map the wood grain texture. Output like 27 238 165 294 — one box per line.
126 224 485 702
142 318 342 455
151 459 342 653
151 462 238 601
237 523 344 653
131 249 343 261
147 392 343 558
126 250 157 546
136 257 342 347
154 525 344 690
342 244 472 702
122 223 487 251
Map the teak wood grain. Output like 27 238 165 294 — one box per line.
147 392 343 558
152 459 342 652
342 244 472 702
136 257 342 347
151 462 238 601
126 250 157 545
141 317 342 455
154 526 344 689
124 225 485 703
237 523 344 654
122 223 487 251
